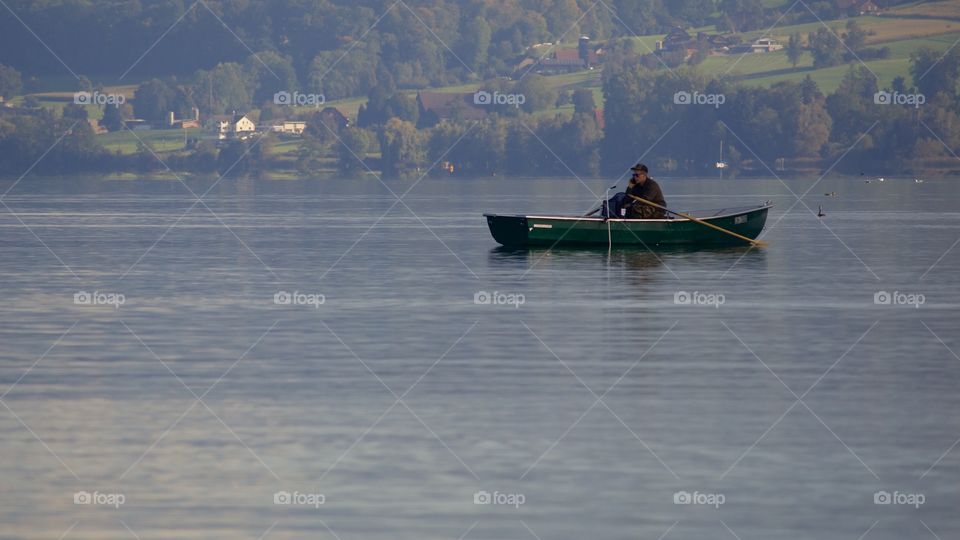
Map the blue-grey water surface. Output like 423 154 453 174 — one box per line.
1 175 958 539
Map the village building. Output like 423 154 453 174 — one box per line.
167 108 201 129
751 38 784 53
836 0 880 16
208 113 256 140
534 36 602 74
271 120 307 136
317 107 351 130
656 28 742 57
123 119 153 131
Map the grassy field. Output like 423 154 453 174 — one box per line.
890 0 960 20
98 129 201 154
740 14 959 45
734 30 960 92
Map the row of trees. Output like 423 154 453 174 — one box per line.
1 0 919 103
1 45 956 178
598 45 959 174
326 46 960 178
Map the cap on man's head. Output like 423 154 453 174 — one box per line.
631 163 649 173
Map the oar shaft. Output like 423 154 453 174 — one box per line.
625 194 767 247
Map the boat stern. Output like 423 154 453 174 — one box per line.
485 214 529 247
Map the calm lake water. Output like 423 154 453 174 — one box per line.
1 175 958 539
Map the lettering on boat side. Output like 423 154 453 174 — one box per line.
532 223 553 229
734 215 747 224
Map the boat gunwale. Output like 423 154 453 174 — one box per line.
483 203 772 223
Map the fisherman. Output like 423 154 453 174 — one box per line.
623 163 666 219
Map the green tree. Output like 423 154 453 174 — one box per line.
612 0 665 35
787 33 803 69
378 118 424 178
546 0 582 40
133 78 175 124
842 20 867 53
337 127 372 176
517 74 557 113
0 64 22 100
101 103 129 132
217 137 269 177
246 51 299 106
459 17 492 72
808 28 843 68
667 0 715 27
296 138 329 175
718 0 764 32
62 103 89 121
910 47 960 102
572 88 596 114
601 66 653 173
194 63 253 115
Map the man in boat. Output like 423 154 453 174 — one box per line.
622 163 667 219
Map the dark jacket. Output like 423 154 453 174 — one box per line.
624 177 667 219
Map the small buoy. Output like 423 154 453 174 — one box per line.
878 177 885 182
817 205 825 218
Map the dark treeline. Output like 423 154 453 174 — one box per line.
600 57 960 176
330 47 960 178
0 0 913 99
0 0 953 178
1 47 958 178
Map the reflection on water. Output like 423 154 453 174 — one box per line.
0 176 958 540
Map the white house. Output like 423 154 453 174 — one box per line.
751 38 783 53
271 120 306 135
209 113 256 140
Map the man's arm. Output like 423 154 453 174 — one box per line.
652 182 666 207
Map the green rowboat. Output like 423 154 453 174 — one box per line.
484 203 771 248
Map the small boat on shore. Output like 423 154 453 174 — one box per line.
484 203 771 248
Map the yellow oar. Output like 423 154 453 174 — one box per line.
626 194 769 248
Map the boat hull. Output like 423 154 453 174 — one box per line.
485 205 770 248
